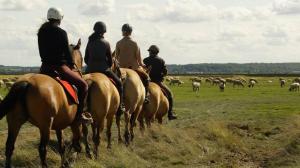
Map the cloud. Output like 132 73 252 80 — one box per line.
128 1 274 23
128 0 218 23
262 26 289 45
273 0 300 15
79 0 115 16
0 0 46 10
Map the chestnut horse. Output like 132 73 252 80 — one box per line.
138 82 169 130
0 40 83 168
82 73 120 158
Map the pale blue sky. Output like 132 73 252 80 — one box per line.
0 0 299 66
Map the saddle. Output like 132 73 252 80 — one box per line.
40 69 79 104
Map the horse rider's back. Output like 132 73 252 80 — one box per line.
115 36 141 69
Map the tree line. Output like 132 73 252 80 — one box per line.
0 63 300 75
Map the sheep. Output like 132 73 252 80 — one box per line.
192 82 200 92
249 78 258 83
5 81 14 89
205 78 212 84
0 80 4 88
248 80 256 88
212 79 220 86
0 94 3 102
280 79 286 88
169 79 184 86
289 83 300 92
190 77 202 83
165 76 173 82
294 78 300 83
219 82 225 92
233 80 244 88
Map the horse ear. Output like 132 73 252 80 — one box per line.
75 38 81 49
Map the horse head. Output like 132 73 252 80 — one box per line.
70 39 83 74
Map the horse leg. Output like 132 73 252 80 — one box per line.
93 120 104 159
5 115 26 168
137 113 145 134
55 130 65 157
39 128 51 168
82 123 92 158
124 111 130 146
116 114 123 143
71 121 82 153
106 115 114 149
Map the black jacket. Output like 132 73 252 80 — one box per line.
143 55 167 82
38 23 73 66
84 34 112 73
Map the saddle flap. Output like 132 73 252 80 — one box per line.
56 77 79 104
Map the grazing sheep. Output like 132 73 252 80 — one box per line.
0 80 4 88
233 80 244 88
205 78 212 84
249 78 258 83
212 79 220 86
219 78 226 84
192 82 200 92
169 79 184 86
5 81 14 89
293 78 300 83
280 79 286 88
0 95 3 102
237 77 247 83
289 83 300 92
165 76 173 82
248 80 256 88
268 80 273 83
226 78 234 84
219 82 225 92
190 77 202 83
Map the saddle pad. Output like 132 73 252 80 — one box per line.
56 78 79 104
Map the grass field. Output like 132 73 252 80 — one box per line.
1 75 300 167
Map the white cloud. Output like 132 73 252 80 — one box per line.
262 26 289 45
0 0 46 10
128 0 218 23
273 0 300 14
79 0 115 16
128 1 274 23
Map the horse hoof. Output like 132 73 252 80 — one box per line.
86 151 94 160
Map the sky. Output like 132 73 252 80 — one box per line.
0 0 300 66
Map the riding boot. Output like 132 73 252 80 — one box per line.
167 96 177 120
75 98 93 124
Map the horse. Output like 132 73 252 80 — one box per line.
138 82 169 130
0 39 84 168
81 72 120 158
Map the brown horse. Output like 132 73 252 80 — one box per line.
110 52 147 145
0 39 83 168
117 67 146 145
82 73 120 158
138 82 169 130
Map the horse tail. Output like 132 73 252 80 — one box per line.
0 81 30 120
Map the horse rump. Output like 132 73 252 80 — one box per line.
0 81 30 120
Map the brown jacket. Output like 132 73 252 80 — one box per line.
115 36 143 69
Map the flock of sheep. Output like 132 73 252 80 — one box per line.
165 76 300 92
0 77 18 90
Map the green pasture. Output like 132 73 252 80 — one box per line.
0 75 300 167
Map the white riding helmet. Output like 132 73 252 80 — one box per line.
47 7 63 21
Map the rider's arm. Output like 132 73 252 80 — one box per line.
62 31 74 66
136 46 144 66
106 42 113 67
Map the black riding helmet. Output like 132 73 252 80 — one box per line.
122 23 132 33
148 45 160 54
93 21 106 34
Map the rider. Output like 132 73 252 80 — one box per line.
115 23 150 103
38 7 93 123
143 45 177 120
84 21 125 114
